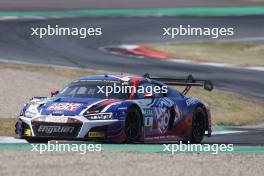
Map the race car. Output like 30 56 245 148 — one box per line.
15 74 213 143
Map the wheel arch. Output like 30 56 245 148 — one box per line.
128 104 144 126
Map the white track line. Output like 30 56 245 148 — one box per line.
0 136 27 144
212 130 247 135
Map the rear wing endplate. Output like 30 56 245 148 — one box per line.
143 74 213 95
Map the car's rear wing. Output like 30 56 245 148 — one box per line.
143 74 213 95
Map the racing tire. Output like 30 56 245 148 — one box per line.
124 107 142 143
191 107 206 143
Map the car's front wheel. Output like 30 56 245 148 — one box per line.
191 107 206 143
124 107 142 143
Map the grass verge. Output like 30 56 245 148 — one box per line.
1 7 264 17
185 87 264 126
150 41 264 67
0 62 106 79
0 118 18 136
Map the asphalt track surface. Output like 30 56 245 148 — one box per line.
0 6 264 144
0 15 264 99
1 0 264 11
204 126 264 145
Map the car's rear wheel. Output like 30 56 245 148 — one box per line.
125 107 142 143
191 107 206 143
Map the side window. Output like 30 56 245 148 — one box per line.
67 87 79 97
76 86 87 94
75 86 96 98
74 86 88 98
136 82 165 99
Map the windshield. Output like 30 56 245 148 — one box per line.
56 80 131 99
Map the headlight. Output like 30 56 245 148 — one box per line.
85 113 112 120
24 105 39 118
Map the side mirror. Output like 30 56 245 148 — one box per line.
144 93 155 99
204 80 214 91
51 89 59 97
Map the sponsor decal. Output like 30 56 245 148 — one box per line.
47 103 82 111
144 117 154 131
154 98 174 134
186 97 199 106
157 111 170 133
88 132 105 138
24 128 32 136
45 116 68 123
143 108 153 116
38 126 75 134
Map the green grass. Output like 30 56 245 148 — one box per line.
0 118 18 136
0 62 101 79
187 88 264 126
151 41 264 67
1 7 264 17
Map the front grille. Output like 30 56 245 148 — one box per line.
32 122 82 138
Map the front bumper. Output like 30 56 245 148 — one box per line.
17 115 123 140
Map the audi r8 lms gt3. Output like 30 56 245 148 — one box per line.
15 74 213 143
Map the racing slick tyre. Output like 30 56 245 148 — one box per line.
191 107 206 143
125 107 142 143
